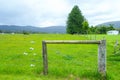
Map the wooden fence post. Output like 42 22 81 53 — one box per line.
42 41 48 75
98 40 106 76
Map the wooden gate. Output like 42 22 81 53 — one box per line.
42 40 106 76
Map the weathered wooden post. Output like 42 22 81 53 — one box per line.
42 41 48 75
98 40 106 76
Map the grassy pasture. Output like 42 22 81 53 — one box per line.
0 34 120 80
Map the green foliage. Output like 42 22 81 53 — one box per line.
66 5 85 34
82 20 89 34
89 25 115 34
97 26 107 34
89 26 96 34
23 31 30 35
107 24 115 31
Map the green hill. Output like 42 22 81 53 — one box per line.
97 21 120 28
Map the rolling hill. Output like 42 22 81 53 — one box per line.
97 21 120 28
0 25 66 33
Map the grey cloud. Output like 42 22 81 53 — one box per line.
0 0 120 27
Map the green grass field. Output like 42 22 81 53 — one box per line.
0 34 120 80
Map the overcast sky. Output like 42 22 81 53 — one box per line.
0 0 120 27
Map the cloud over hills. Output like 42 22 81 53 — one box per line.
0 0 120 27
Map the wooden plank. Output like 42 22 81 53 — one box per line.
98 40 106 76
44 40 101 44
42 41 48 75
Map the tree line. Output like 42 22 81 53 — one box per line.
0 30 46 35
66 5 115 34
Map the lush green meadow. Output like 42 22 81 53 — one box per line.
0 34 120 80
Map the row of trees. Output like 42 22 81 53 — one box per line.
0 30 43 35
89 25 115 34
66 5 115 34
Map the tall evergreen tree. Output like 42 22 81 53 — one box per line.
66 5 85 34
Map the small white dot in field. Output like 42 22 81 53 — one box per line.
30 64 35 67
30 41 35 44
23 52 28 55
33 53 37 56
30 47 34 50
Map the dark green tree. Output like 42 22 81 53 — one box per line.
97 26 107 34
107 24 115 31
23 31 30 35
0 30 2 33
82 20 89 34
66 5 85 34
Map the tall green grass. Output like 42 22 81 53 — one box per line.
0 34 120 80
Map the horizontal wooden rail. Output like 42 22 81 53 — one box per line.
43 40 101 44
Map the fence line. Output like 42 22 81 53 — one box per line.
42 40 106 76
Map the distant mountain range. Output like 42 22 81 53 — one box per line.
0 25 66 33
97 21 120 28
0 21 120 33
